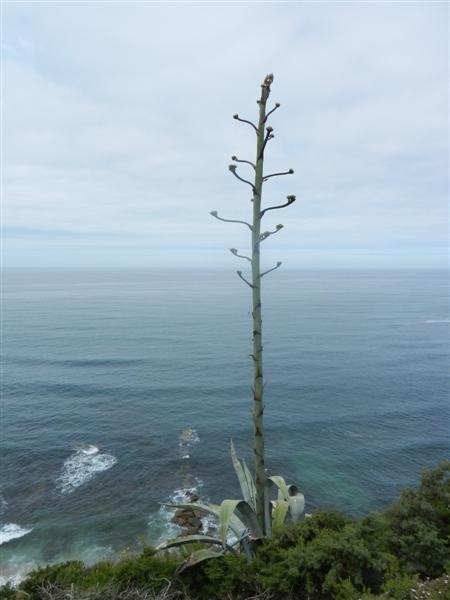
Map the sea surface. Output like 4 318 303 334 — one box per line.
1 268 449 584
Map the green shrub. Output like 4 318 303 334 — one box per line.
18 548 179 599
249 512 390 599
181 553 257 600
110 547 178 591
0 583 19 599
19 561 87 598
383 461 450 578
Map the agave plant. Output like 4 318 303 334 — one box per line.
209 73 297 532
157 74 303 568
157 442 304 568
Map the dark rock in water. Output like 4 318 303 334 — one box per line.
170 488 217 536
183 490 199 503
172 507 203 535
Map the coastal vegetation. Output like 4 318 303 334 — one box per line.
2 461 449 599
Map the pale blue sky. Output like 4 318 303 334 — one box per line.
2 1 448 269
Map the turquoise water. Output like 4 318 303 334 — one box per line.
1 268 449 583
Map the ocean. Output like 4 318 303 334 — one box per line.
1 268 449 585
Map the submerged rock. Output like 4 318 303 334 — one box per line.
170 489 210 535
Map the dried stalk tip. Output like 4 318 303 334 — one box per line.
233 114 239 119
275 102 280 107
266 126 273 133
231 155 237 161
229 164 237 171
287 195 296 202
276 224 283 230
289 169 294 174
230 248 238 254
210 211 218 217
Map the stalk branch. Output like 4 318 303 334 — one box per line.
210 211 253 231
233 114 259 134
229 165 256 193
232 156 256 171
263 169 294 182
230 248 252 263
237 270 254 288
259 195 296 218
260 262 282 278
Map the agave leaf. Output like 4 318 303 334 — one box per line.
219 499 244 547
287 492 305 522
163 501 221 520
176 547 224 573
271 500 289 531
286 483 300 496
230 441 257 510
264 490 272 537
163 501 223 534
233 499 263 538
219 498 263 544
157 534 223 551
267 475 290 501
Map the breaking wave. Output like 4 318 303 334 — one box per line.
0 523 33 546
56 445 117 495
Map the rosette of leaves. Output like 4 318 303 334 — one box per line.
157 442 305 570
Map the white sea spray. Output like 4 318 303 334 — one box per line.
56 445 117 495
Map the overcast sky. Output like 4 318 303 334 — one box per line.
3 1 448 270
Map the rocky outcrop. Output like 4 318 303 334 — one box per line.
171 491 216 536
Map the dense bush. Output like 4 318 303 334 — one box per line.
382 460 450 578
2 462 449 600
17 548 179 600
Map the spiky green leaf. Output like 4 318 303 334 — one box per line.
267 475 290 501
287 492 305 522
230 441 257 510
286 483 300 496
219 498 263 543
219 499 244 546
176 547 224 573
266 477 305 524
271 500 289 532
234 500 263 538
163 501 221 518
157 534 223 552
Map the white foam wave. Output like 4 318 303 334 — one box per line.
424 319 450 323
0 523 33 545
79 444 100 456
170 484 202 504
57 446 117 494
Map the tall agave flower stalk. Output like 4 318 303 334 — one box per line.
211 74 296 533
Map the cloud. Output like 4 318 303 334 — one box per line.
3 2 448 268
